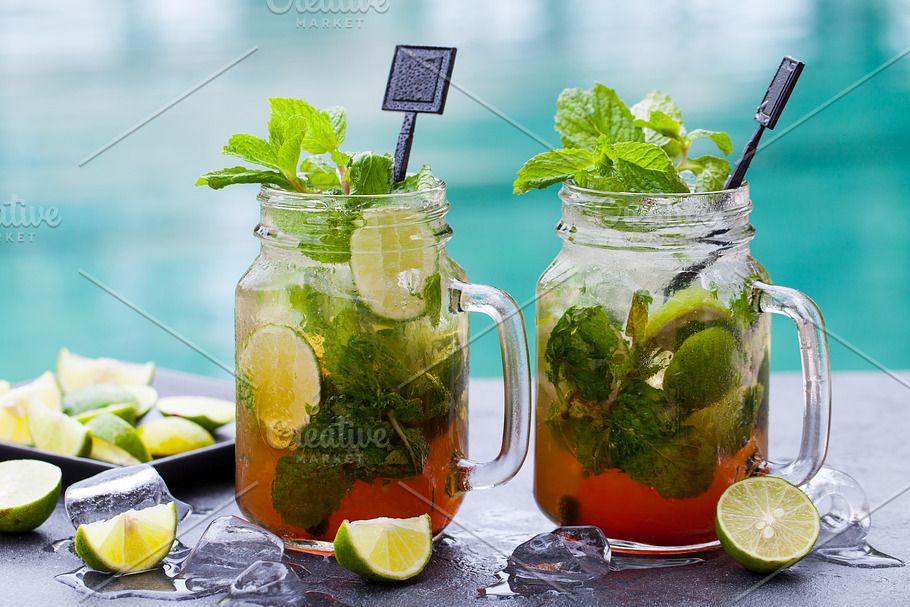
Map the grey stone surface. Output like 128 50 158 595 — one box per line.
2 371 909 605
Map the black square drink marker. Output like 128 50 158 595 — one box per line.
382 45 457 182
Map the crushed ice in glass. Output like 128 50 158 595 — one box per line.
181 516 285 593
64 464 191 528
802 466 903 568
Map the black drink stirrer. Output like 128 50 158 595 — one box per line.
665 56 805 295
382 45 457 183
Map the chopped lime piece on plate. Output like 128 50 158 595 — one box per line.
72 402 137 426
124 384 158 421
86 413 151 464
26 397 92 457
63 384 139 417
0 459 62 532
350 209 437 321
333 514 432 582
138 417 214 457
239 324 320 450
27 371 63 411
0 380 9 397
157 396 235 432
0 388 36 445
716 476 820 573
56 348 155 393
75 502 177 573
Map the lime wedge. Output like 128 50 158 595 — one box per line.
663 326 740 411
0 387 36 445
26 397 92 457
643 287 731 349
124 384 158 421
716 476 820 573
0 459 62 532
86 414 151 464
63 384 139 417
333 514 433 582
75 502 177 573
157 396 235 432
27 371 62 411
137 417 214 457
72 402 137 426
239 324 320 450
350 209 437 321
56 348 155 393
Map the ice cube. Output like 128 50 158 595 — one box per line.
64 464 191 528
181 516 284 593
219 560 305 606
506 526 611 590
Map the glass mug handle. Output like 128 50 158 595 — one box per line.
448 279 532 494
751 281 832 486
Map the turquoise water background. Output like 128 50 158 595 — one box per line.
1 1 909 382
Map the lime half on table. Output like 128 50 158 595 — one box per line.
0 459 62 533
333 514 433 582
75 502 177 573
716 476 820 573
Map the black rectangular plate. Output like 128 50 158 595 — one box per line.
0 368 235 487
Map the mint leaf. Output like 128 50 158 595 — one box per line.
625 290 652 350
688 129 733 155
271 454 354 533
269 97 319 122
325 106 347 145
223 134 281 171
301 108 338 155
630 90 683 123
555 84 643 151
299 156 341 188
195 166 291 190
513 149 595 194
682 155 731 192
573 169 624 192
633 110 682 139
393 164 437 193
347 152 394 195
603 141 690 193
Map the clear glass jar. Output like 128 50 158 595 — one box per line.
533 182 831 552
235 182 531 550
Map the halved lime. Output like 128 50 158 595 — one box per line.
350 209 437 321
56 348 155 393
238 325 320 450
334 514 433 582
27 371 62 411
72 402 137 426
716 476 820 573
63 384 139 418
26 397 92 457
0 387 36 445
643 287 731 349
124 384 158 421
137 417 214 457
0 459 62 532
86 413 151 465
156 396 234 432
74 502 177 573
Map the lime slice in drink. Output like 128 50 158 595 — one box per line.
238 325 320 450
74 502 177 573
350 209 437 321
86 413 151 465
27 371 63 411
0 388 37 445
643 287 731 350
26 397 92 457
663 326 740 411
137 417 214 457
0 459 62 532
56 348 155 393
333 514 433 582
716 476 820 573
124 384 158 421
157 396 235 432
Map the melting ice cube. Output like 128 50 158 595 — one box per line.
181 516 284 593
64 464 191 528
506 525 611 590
219 560 305 606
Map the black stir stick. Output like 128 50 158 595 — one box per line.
382 45 457 183
665 56 805 295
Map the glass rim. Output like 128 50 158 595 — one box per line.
560 179 749 198
257 178 447 205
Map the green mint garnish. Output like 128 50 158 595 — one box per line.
197 97 435 196
514 84 732 195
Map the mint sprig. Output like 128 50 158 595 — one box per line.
197 97 434 196
514 84 732 195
